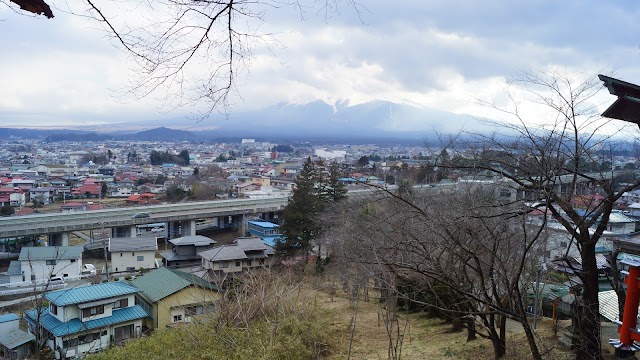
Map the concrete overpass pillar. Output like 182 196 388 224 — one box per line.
48 232 69 246
166 221 181 239
181 220 196 237
111 226 136 238
238 214 248 236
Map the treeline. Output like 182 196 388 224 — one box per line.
149 150 190 165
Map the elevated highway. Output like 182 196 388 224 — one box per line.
0 183 455 239
0 197 289 238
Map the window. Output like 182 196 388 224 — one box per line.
132 252 135 256
173 315 183 322
70 259 76 263
50 303 58 315
113 298 129 309
247 260 252 266
120 253 123 257
235 261 241 267
63 338 79 347
82 305 104 318
560 241 568 248
46 260 56 266
137 256 144 261
220 261 229 268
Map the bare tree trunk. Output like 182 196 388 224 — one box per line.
575 244 603 360
465 316 477 341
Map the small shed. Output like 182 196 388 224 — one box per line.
0 313 34 359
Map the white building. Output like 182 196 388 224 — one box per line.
109 236 158 273
314 149 347 160
17 246 83 282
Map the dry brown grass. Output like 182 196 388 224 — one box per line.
310 283 575 360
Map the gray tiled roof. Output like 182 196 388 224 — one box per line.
7 260 21 275
234 237 267 251
169 235 216 247
18 246 83 261
199 245 248 262
159 251 200 262
109 236 158 252
0 329 34 349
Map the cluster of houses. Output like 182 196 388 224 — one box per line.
0 219 282 359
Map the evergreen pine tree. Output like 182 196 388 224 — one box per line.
321 161 347 202
277 157 322 255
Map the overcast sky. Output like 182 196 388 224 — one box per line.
1 0 640 129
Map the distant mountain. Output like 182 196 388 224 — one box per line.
0 100 494 142
127 127 197 141
192 99 489 140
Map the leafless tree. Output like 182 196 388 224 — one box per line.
435 69 640 359
4 0 365 119
333 184 549 359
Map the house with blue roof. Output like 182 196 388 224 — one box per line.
25 282 149 359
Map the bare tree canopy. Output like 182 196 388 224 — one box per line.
4 0 364 119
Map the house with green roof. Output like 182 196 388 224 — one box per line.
128 267 219 329
25 282 148 359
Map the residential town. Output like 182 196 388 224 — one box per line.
4 134 640 359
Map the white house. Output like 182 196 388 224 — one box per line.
109 236 158 273
18 246 83 282
29 187 55 205
25 282 147 359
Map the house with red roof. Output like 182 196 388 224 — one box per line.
125 193 158 205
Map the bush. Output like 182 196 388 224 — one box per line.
88 271 333 360
113 277 119 281
124 276 132 281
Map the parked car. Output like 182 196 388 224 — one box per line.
49 276 65 285
82 264 97 275
132 212 150 219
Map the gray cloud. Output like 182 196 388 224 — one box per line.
1 0 640 126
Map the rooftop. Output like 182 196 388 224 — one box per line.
0 329 35 349
0 313 19 324
25 306 148 337
18 246 83 261
199 245 248 262
128 267 217 303
45 282 140 306
109 236 158 252
248 220 279 229
169 235 216 247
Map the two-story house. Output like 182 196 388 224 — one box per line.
17 246 83 283
199 237 274 280
109 236 158 273
29 187 55 205
25 282 148 359
128 267 219 329
160 235 216 267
